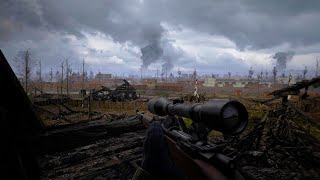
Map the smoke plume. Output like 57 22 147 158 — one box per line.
272 51 294 71
161 58 174 73
140 42 163 68
140 40 176 73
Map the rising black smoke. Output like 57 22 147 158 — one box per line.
140 40 176 73
272 51 295 71
161 57 174 73
140 42 163 69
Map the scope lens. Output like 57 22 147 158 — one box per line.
221 104 240 130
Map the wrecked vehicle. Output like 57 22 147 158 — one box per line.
92 79 138 102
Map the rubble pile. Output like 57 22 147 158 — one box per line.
223 77 320 179
228 111 320 179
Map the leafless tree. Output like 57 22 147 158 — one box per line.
60 61 64 95
89 70 94 80
55 70 60 80
82 58 85 91
49 68 53 86
81 57 90 91
80 57 89 107
273 67 277 84
24 49 31 92
65 58 72 95
55 70 60 93
36 60 42 91
316 58 319 77
140 67 143 81
14 48 36 93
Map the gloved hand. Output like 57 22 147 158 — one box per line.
141 121 185 179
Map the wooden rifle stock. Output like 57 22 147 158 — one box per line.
138 113 244 180
138 113 227 180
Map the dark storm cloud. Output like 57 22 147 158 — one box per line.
0 0 43 41
37 0 165 45
2 0 320 48
1 0 320 74
0 0 164 45
145 0 320 49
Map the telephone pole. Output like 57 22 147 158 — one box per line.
61 61 64 95
66 58 69 95
82 58 85 92
50 68 53 88
25 54 28 92
156 68 159 80
38 60 42 91
81 57 86 108
316 58 319 77
165 66 168 83
24 48 30 93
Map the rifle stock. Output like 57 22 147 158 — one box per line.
138 113 226 179
166 135 209 179
137 113 244 180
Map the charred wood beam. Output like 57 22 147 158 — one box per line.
35 117 144 154
39 129 145 180
40 136 144 171
33 104 73 123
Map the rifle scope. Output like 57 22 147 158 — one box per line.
148 98 248 135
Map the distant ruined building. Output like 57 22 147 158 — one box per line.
95 73 112 80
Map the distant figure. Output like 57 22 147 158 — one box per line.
303 66 307 79
193 79 200 102
288 74 293 100
288 74 292 85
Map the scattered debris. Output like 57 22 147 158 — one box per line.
39 129 145 179
37 115 145 179
221 77 320 179
92 79 138 102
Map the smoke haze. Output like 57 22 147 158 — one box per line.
273 51 295 71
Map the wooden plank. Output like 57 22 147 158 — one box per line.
35 116 144 154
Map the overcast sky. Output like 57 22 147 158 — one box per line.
1 0 320 77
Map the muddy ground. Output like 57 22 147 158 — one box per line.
35 103 146 179
34 95 320 180
39 129 145 179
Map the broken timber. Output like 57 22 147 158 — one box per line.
35 116 144 154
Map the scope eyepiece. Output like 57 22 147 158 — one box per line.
148 98 248 135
